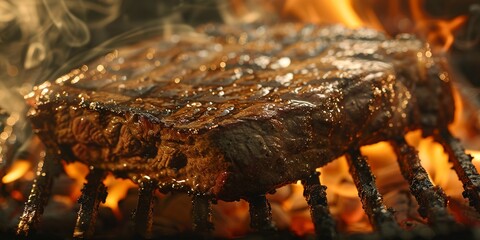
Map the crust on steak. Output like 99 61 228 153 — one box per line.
27 24 454 201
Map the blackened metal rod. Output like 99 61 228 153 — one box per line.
16 151 62 236
346 148 399 235
192 195 213 234
391 138 456 229
302 172 336 240
73 168 107 239
133 179 156 239
247 195 276 232
436 129 480 213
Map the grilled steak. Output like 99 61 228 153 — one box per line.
27 24 454 201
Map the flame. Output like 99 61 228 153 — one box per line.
63 162 89 200
280 0 467 52
275 2 470 230
63 162 135 218
409 0 467 52
320 156 358 198
2 160 31 184
315 128 469 232
102 174 136 218
467 150 480 172
1 1 474 236
282 0 374 29
450 87 465 131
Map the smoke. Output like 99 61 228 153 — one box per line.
0 0 123 106
0 0 249 166
0 0 122 166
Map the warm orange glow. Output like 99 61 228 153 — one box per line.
319 156 358 198
290 215 315 236
102 174 136 218
319 156 370 233
452 87 464 128
417 137 451 186
10 190 24 201
361 142 397 170
63 162 135 218
467 150 480 172
314 126 472 233
282 0 379 29
409 0 467 52
280 183 315 235
1 2 473 236
2 160 31 184
280 0 467 52
64 162 89 200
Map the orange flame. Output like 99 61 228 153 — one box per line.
282 0 378 29
409 0 467 52
2 160 31 184
102 174 136 218
467 150 480 172
64 162 135 218
63 162 89 200
3 1 474 236
281 0 467 52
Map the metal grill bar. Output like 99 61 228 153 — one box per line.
346 148 399 236
391 138 457 232
73 168 107 238
247 195 276 232
133 179 156 238
16 151 61 236
302 172 336 239
192 195 213 234
436 129 480 213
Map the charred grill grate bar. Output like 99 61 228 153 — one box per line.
133 179 157 238
436 129 480 213
247 195 276 232
391 137 459 234
17 151 61 237
192 195 214 234
302 172 336 240
346 148 400 237
73 168 107 238
14 130 480 238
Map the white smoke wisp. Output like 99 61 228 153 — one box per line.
0 0 123 164
0 0 260 166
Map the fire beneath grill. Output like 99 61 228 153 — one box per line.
1 0 480 239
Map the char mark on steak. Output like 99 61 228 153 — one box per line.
17 23 480 238
26 24 454 200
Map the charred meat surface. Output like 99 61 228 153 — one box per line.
27 24 454 201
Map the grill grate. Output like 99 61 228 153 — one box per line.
436 130 480 212
302 172 336 239
133 179 156 238
16 150 61 237
345 148 400 237
391 137 457 232
73 168 107 238
15 129 480 239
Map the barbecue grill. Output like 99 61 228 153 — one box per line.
0 0 480 239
